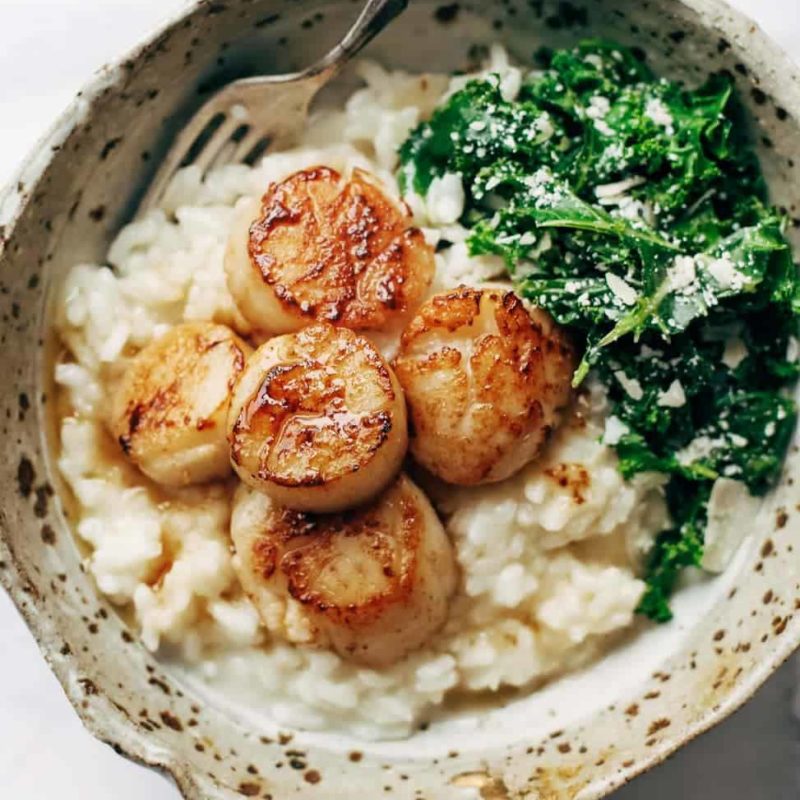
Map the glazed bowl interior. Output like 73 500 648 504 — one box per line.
2 1 800 798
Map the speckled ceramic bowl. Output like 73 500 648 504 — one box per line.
2 1 800 797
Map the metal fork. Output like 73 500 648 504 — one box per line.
136 0 408 216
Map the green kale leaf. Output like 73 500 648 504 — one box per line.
396 39 800 621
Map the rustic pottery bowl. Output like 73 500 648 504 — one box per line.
2 0 800 797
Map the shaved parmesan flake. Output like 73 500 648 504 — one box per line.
500 68 522 103
656 380 686 408
787 336 799 363
583 53 604 70
594 176 646 199
614 197 653 223
426 173 465 225
605 273 638 306
594 119 614 136
701 478 759 572
603 415 630 446
722 337 748 369
614 370 644 400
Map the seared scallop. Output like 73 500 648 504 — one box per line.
394 286 576 485
227 323 407 513
110 322 251 487
224 166 434 336
230 474 458 667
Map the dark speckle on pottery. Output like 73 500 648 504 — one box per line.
16 455 34 498
33 485 51 518
434 3 460 24
100 137 123 160
148 676 172 695
161 710 184 731
40 524 56 545
255 13 280 28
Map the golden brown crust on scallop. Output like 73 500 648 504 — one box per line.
394 287 576 485
250 487 422 628
246 167 434 330
227 323 408 512
116 329 244 451
230 328 394 488
231 475 458 666
110 322 250 486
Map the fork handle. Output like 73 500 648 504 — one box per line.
308 0 409 79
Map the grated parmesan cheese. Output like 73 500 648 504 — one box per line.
677 435 720 466
644 97 675 134
666 255 697 292
586 95 611 118
586 95 613 136
707 255 745 290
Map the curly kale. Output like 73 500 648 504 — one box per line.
398 40 800 620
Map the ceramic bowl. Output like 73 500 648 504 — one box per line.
2 1 800 797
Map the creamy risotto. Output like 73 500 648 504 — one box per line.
55 47 669 739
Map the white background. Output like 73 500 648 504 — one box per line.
1 1 799 798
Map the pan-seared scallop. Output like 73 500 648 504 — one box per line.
394 287 576 485
110 322 251 487
224 166 434 336
230 474 458 667
227 323 407 513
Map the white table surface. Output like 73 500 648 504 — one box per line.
1 1 799 798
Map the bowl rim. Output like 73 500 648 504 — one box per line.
1 1 800 798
